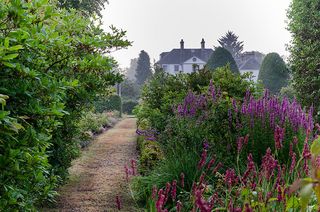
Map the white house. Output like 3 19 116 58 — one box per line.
157 39 214 74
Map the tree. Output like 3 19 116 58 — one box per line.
218 31 244 61
258 53 290 94
58 0 108 17
135 50 152 85
287 0 320 120
124 58 138 81
206 47 239 74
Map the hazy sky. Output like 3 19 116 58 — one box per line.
102 0 292 68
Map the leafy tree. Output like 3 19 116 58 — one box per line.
287 0 320 119
218 31 244 60
121 78 140 100
57 0 108 17
206 47 239 74
135 50 152 85
258 53 290 94
0 0 130 209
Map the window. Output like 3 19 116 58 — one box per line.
192 57 197 62
174 65 179 72
162 65 167 71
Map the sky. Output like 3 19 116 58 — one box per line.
101 0 292 69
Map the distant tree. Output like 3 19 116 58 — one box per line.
124 58 138 81
218 31 244 60
121 78 140 100
206 47 239 74
135 50 152 85
288 0 320 120
258 53 290 94
57 0 109 17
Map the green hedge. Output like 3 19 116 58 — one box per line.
122 100 138 114
95 95 122 113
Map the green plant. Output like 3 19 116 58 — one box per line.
122 100 138 115
0 0 130 210
95 95 122 113
288 0 320 121
206 47 239 74
258 53 290 94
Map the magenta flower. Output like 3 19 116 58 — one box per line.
289 153 296 174
171 180 177 201
176 201 183 212
116 195 121 210
198 149 207 169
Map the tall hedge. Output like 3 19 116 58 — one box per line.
258 53 289 94
0 0 130 210
288 0 320 120
206 47 239 74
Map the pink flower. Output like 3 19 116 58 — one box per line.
212 162 223 175
237 136 244 154
131 159 137 176
198 149 207 169
277 185 283 202
225 168 236 188
152 185 158 200
206 157 216 170
171 180 177 201
156 189 165 211
116 196 121 210
289 153 296 174
176 201 183 212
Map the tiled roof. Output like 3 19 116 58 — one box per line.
158 48 213 65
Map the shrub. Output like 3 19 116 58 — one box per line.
0 1 129 210
258 53 290 94
206 47 239 74
136 136 163 175
122 100 138 115
95 95 122 113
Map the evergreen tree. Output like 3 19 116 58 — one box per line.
135 50 152 85
218 31 244 60
258 53 289 94
58 0 108 17
288 0 320 119
206 47 239 74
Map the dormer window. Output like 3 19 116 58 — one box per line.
162 65 167 70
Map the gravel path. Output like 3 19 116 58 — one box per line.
46 118 139 212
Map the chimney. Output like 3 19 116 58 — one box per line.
180 39 184 49
201 38 205 49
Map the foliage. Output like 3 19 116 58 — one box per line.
134 71 188 132
57 0 108 17
287 0 320 121
280 83 297 101
258 53 290 94
95 95 122 113
218 31 244 60
206 47 239 74
0 0 129 210
122 100 138 115
136 136 163 175
135 50 153 86
124 58 138 81
121 78 140 100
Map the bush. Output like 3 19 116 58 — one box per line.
136 136 163 175
258 53 290 94
0 1 129 210
206 47 239 74
95 95 122 113
122 100 138 115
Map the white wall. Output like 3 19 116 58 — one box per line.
161 56 206 74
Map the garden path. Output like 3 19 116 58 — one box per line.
46 117 139 212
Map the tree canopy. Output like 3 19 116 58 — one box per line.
58 0 109 17
258 53 290 94
287 0 320 120
206 47 239 74
218 31 244 61
135 50 152 85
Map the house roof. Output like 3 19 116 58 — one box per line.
239 58 261 70
157 48 214 65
